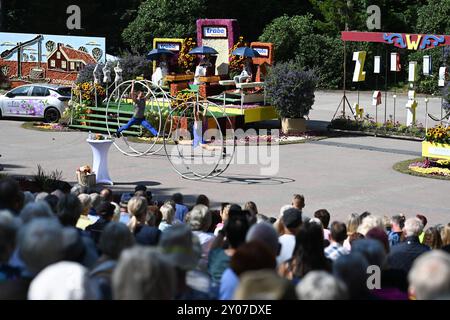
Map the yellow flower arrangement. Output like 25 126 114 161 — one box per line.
229 36 248 73
409 166 450 176
178 38 197 73
426 125 450 144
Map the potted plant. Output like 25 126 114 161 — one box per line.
265 61 317 134
423 125 450 160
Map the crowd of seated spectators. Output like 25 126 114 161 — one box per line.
1 177 449 300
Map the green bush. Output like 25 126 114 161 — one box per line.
296 34 343 89
265 61 318 119
259 14 314 62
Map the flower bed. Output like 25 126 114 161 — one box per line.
422 125 450 160
329 116 425 139
409 159 450 177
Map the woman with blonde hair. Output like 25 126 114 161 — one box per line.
343 213 361 251
441 223 450 247
158 204 175 232
126 196 148 233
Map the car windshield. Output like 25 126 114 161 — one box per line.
56 87 72 97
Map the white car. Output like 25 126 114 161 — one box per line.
0 84 71 122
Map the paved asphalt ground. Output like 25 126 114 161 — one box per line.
1 91 449 225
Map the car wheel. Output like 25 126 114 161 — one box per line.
44 107 60 123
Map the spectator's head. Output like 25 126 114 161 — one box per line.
135 190 152 203
19 201 54 224
333 253 370 299
158 224 201 271
0 210 20 263
314 209 330 229
403 217 424 237
99 222 134 260
134 184 147 193
127 196 148 223
357 215 384 236
383 215 391 231
391 214 405 231
163 199 176 211
148 205 162 227
160 203 175 225
119 193 132 210
96 201 115 221
70 184 88 196
230 241 277 276
100 188 113 202
351 239 386 268
235 270 296 300
44 194 59 213
423 227 443 250
346 213 361 235
296 271 348 300
78 193 91 216
408 250 450 300
281 208 303 234
0 178 23 214
18 218 64 274
89 193 102 211
172 193 183 204
256 213 269 223
225 214 250 249
113 247 176 300
56 194 82 227
416 214 428 229
28 261 96 300
35 192 49 202
23 191 35 206
441 223 450 246
293 221 328 278
366 227 390 254
51 189 64 200
186 204 211 232
244 201 258 215
360 211 371 220
292 194 305 210
246 222 280 257
195 194 210 207
330 221 347 244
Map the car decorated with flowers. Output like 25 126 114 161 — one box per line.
0 83 71 122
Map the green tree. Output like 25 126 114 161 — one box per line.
122 0 206 53
259 15 314 62
296 34 344 88
417 0 450 34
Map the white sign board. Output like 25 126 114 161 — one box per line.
253 47 269 57
203 26 227 38
157 43 180 51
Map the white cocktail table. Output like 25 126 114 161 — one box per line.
87 138 114 185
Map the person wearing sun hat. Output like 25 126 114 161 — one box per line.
158 224 211 299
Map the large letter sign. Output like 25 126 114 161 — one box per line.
353 51 367 82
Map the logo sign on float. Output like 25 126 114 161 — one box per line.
253 47 269 57
203 26 227 38
157 43 180 51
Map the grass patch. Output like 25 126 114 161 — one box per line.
393 158 450 181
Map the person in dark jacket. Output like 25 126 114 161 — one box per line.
387 217 429 274
86 201 115 245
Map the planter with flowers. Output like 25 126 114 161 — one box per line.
422 125 450 160
265 61 317 134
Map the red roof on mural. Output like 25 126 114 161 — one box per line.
60 46 96 64
0 59 77 84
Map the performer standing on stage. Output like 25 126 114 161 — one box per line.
116 81 158 137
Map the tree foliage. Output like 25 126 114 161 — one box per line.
259 15 314 62
122 0 207 53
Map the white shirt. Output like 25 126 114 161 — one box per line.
194 65 207 85
277 234 296 265
152 63 168 86
192 231 215 272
